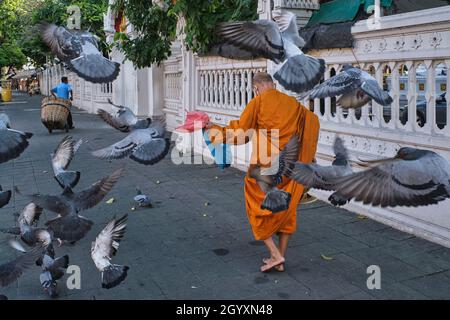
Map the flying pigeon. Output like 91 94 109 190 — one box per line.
51 136 86 189
38 23 120 83
14 168 124 243
0 115 33 164
134 188 152 207
0 185 11 208
325 147 450 207
289 137 354 206
216 11 325 93
92 121 170 165
309 64 393 109
249 135 299 213
0 203 50 247
39 249 69 298
97 99 152 133
91 214 129 289
0 244 43 287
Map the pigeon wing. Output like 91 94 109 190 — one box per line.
14 187 70 216
328 158 449 207
72 168 124 211
97 109 130 132
0 246 42 287
216 20 284 62
309 69 362 99
19 203 43 226
0 129 33 164
38 23 76 61
129 138 170 165
273 11 305 48
360 77 393 106
52 136 75 173
91 134 138 160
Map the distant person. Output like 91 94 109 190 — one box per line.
51 76 74 129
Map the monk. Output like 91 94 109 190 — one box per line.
206 72 320 272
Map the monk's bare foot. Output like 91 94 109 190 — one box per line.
260 257 285 272
263 257 285 272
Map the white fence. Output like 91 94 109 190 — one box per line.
39 64 113 113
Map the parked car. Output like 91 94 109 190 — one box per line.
400 92 447 129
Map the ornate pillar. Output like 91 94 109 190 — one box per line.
272 0 320 28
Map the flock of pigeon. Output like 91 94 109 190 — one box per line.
0 103 166 298
1 9 449 299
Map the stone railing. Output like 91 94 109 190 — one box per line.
302 6 450 247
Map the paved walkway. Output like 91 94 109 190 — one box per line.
0 92 450 300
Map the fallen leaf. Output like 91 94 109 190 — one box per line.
204 201 210 206
357 214 367 220
321 254 334 261
131 207 136 211
156 180 161 184
191 286 198 289
202 214 207 217
106 198 115 204
214 176 219 180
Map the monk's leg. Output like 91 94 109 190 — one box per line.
260 237 285 272
278 233 290 257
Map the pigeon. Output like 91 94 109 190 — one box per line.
39 249 69 298
134 188 152 208
51 136 86 189
325 147 450 208
309 64 393 109
0 294 7 300
38 23 120 83
0 113 11 128
0 203 50 248
97 99 152 133
91 214 129 289
289 137 354 206
216 11 325 93
92 121 170 165
14 168 124 243
0 185 11 208
249 135 299 213
0 244 43 287
0 115 33 164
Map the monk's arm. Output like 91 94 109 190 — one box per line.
207 99 257 145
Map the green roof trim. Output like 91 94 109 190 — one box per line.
305 0 393 28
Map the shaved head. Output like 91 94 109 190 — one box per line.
253 72 274 85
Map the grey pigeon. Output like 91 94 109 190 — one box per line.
91 214 128 289
0 185 11 209
14 168 124 243
249 135 299 213
0 115 33 164
92 121 170 165
39 23 120 83
325 147 450 207
51 136 86 189
309 64 393 109
0 113 11 128
134 188 152 207
0 203 50 247
39 249 69 299
216 11 325 93
289 137 354 206
97 99 152 133
0 244 42 287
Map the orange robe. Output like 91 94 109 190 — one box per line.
209 89 320 240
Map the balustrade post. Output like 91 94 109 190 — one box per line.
424 60 436 134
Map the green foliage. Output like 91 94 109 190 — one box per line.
113 0 257 68
173 0 257 53
18 0 109 67
0 42 27 69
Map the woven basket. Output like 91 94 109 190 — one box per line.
41 97 71 133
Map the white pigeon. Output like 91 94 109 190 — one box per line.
39 23 120 83
91 214 129 289
309 64 393 109
92 121 170 165
216 11 325 93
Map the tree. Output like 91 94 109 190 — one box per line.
112 0 257 69
18 0 109 67
0 42 27 69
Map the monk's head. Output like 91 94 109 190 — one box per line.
252 72 276 96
